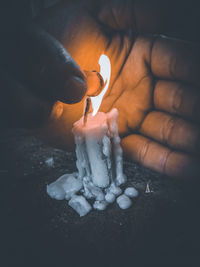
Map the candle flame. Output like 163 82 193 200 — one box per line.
90 54 111 116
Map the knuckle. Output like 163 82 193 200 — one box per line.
162 116 176 145
162 150 172 174
172 84 183 113
169 55 177 80
139 139 151 164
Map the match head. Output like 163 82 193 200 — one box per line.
84 70 104 97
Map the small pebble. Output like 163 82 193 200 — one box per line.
124 187 139 198
105 192 115 203
117 194 132 209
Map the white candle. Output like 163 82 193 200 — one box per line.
73 112 110 188
73 108 126 190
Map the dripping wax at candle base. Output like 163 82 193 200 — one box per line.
47 108 139 216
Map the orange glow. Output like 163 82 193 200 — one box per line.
90 54 111 116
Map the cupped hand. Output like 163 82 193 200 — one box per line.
36 0 200 178
102 36 200 179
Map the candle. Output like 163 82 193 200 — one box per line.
73 107 126 196
73 112 111 188
47 55 139 216
73 108 126 187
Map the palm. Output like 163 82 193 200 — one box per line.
101 37 154 137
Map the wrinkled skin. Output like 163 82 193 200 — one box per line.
3 0 200 178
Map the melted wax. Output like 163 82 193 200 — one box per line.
47 109 138 216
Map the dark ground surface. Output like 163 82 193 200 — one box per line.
0 129 200 267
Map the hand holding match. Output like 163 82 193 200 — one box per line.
2 0 199 179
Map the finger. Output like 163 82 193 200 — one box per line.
139 111 200 155
50 101 64 121
154 80 200 122
151 36 200 86
122 134 200 179
1 25 87 104
26 25 87 103
0 70 53 128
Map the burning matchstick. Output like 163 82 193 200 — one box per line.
83 69 105 126
83 97 91 126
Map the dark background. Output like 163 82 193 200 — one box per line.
1 1 200 267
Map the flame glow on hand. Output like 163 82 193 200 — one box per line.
90 54 111 116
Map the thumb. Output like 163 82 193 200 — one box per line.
3 24 87 104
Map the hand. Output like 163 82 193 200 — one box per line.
103 36 200 179
0 24 87 128
36 0 200 178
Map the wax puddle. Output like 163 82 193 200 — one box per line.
47 172 138 216
47 109 139 216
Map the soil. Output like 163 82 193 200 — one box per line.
0 129 200 267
